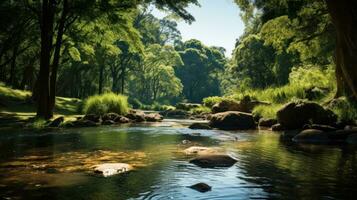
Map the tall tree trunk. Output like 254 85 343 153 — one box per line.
8 45 18 87
121 68 125 94
326 0 357 100
36 0 55 119
98 65 104 94
49 0 68 112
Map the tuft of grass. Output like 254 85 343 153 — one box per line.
83 93 129 115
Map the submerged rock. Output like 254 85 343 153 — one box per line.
93 163 133 177
258 118 277 128
66 119 98 128
184 146 220 155
189 183 212 193
189 155 237 168
277 101 337 129
209 111 255 130
292 129 329 144
188 123 211 130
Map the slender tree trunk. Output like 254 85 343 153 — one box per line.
121 69 125 94
36 0 55 119
98 65 104 94
8 45 18 87
49 0 68 112
326 0 357 100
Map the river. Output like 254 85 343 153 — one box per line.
0 119 356 199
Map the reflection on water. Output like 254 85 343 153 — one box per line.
0 123 357 200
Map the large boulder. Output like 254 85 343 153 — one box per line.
144 113 163 122
66 119 98 128
176 103 201 111
188 123 212 130
115 116 130 123
125 110 146 122
209 111 256 130
277 101 337 129
189 155 237 168
212 96 269 114
93 163 133 177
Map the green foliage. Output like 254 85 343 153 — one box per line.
176 39 227 102
328 97 357 122
203 96 227 108
253 104 282 119
289 65 335 89
83 93 129 115
190 106 211 114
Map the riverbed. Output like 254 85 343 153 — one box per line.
0 119 356 199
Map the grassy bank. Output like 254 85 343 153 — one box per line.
0 83 82 121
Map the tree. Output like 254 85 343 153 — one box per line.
176 39 226 102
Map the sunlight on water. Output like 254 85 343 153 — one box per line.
0 124 357 199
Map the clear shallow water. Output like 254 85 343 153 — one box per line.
0 120 357 200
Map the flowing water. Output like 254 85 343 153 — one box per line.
0 119 357 200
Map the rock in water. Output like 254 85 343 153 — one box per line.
258 118 277 128
277 101 337 129
189 155 237 168
144 113 163 122
189 183 212 193
188 123 212 130
209 111 255 130
184 146 219 155
292 129 329 144
48 116 64 127
93 163 133 177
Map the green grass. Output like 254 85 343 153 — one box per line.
83 92 129 115
0 83 82 120
327 97 357 122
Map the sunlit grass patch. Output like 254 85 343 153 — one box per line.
83 93 129 115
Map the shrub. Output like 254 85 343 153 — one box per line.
83 93 129 115
129 98 142 109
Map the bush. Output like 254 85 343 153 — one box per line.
128 98 142 109
83 93 129 115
